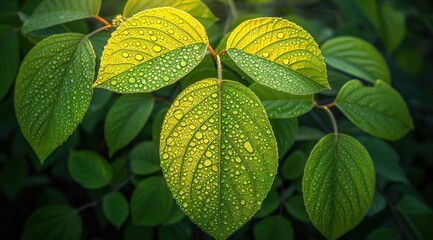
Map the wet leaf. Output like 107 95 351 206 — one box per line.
321 36 390 84
22 205 82 240
14 33 95 162
270 118 298 158
68 151 112 189
254 190 280 218
22 0 101 34
123 0 217 28
94 7 208 93
131 176 174 226
0 25 19 101
253 216 294 240
303 134 375 239
103 192 129 229
226 17 329 95
250 83 314 118
105 94 154 156
336 80 413 140
160 78 278 239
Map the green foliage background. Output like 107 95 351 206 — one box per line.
1 0 433 239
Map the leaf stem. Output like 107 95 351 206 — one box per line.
314 102 338 136
95 15 111 27
216 55 222 83
217 49 227 56
207 44 217 60
85 25 111 39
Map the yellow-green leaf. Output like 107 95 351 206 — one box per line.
226 17 329 95
303 134 375 239
94 7 209 93
160 78 278 239
14 33 95 162
123 0 217 28
22 0 101 35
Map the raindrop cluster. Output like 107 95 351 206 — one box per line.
160 78 278 239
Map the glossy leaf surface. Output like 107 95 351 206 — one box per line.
321 36 390 84
94 7 208 93
160 78 278 239
123 0 217 28
303 134 375 239
22 0 101 34
103 192 129 229
14 33 95 162
226 17 329 95
336 80 413 140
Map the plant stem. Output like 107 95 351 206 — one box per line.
216 55 222 84
95 15 111 27
314 101 338 136
207 44 217 60
85 25 111 39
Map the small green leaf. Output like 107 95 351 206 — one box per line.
250 83 314 118
379 3 405 53
285 195 309 223
130 141 160 175
14 33 95 162
160 78 278 239
303 134 375 239
158 220 192 240
131 176 174 226
270 118 298 158
22 205 82 240
94 7 209 93
152 108 168 147
0 25 19 101
68 150 112 189
226 17 329 95
103 192 129 229
105 94 154 156
321 36 390 84
396 195 433 240
162 203 186 226
358 136 408 184
22 0 101 34
123 0 217 28
282 150 307 180
253 216 294 240
336 80 414 140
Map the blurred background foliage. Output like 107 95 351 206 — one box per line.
1 0 433 239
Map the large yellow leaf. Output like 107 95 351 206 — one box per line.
94 7 209 93
226 18 329 95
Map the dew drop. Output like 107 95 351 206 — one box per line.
138 30 144 35
235 157 242 163
240 200 246 205
122 52 129 58
243 141 254 153
110 80 117 85
212 166 219 173
163 76 170 82
151 36 157 41
153 46 162 52
204 159 212 167
195 132 203 139
128 77 136 83
180 61 187 67
183 202 188 208
283 58 290 65
277 32 284 39
122 30 129 35
211 93 218 98
135 54 144 61
205 151 212 158
173 109 183 120
162 153 169 159
262 52 270 58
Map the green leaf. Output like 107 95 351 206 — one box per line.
281 150 307 180
226 17 329 95
103 192 129 229
321 36 390 84
303 134 375 239
152 108 168 147
22 0 101 34
131 176 174 226
162 203 186 226
379 3 405 53
94 7 209 93
396 195 433 240
354 0 380 29
358 136 408 184
130 141 160 175
270 118 298 158
14 33 95 162
250 83 314 118
295 126 325 141
336 80 414 140
254 190 280 218
285 195 309 223
160 78 278 239
253 216 294 240
22 205 82 240
0 25 19 101
123 0 217 28
68 150 112 189
158 220 192 240
105 94 154 156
